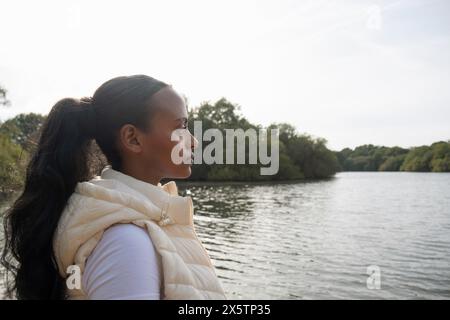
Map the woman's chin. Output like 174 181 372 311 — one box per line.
171 166 192 179
182 166 192 178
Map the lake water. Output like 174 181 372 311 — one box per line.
180 172 450 299
1 172 450 299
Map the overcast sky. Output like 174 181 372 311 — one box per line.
0 0 449 150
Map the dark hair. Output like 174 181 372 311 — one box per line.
1 75 169 299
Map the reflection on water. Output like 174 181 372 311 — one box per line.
1 172 450 299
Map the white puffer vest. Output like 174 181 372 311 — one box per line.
53 166 227 300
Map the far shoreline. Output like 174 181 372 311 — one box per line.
3 171 450 200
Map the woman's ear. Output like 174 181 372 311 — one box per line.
118 124 143 154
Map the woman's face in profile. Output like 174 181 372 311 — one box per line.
139 86 198 180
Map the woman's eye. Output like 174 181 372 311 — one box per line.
177 119 188 129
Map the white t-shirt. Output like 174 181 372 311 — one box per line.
82 223 162 300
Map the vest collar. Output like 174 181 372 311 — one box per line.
100 166 193 226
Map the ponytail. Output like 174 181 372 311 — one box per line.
1 97 97 299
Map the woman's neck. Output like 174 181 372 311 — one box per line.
119 164 162 186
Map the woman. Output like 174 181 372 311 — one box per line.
1 75 227 300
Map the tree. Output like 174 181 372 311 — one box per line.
0 85 11 106
336 142 450 172
187 101 337 181
0 133 28 192
430 142 450 172
269 124 337 179
400 146 432 172
336 144 409 171
0 113 46 151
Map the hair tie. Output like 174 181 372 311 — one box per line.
79 97 97 139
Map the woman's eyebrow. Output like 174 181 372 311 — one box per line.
174 117 188 122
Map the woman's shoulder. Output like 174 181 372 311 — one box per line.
83 223 162 299
103 223 153 244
